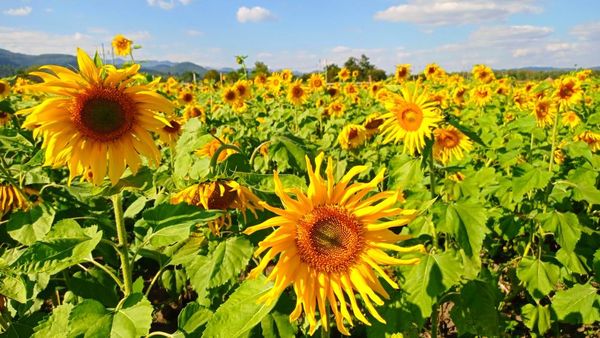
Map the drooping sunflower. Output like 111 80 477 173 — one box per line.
19 49 173 185
0 80 10 98
244 154 424 335
156 116 183 146
379 83 442 154
172 180 262 235
183 104 205 122
363 113 384 137
394 64 411 82
338 124 367 150
0 184 31 217
287 80 307 106
178 90 195 105
112 34 132 56
196 137 238 163
432 126 473 164
452 86 468 106
574 131 600 152
532 99 555 128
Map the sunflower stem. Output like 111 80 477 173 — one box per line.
430 302 440 338
428 149 437 199
548 106 561 172
112 194 133 297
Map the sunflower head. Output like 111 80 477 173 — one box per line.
183 104 206 122
222 86 238 105
244 154 424 335
171 180 262 235
112 34 132 56
363 113 384 137
433 126 473 164
287 80 306 105
532 99 555 128
561 111 580 129
338 68 351 82
338 124 367 150
574 131 600 152
380 82 442 154
178 91 195 105
472 64 495 84
0 80 10 98
553 76 582 108
395 64 411 82
19 49 173 185
308 73 325 90
471 86 493 107
0 184 32 217
196 137 238 163
326 101 345 118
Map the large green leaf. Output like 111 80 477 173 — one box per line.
403 250 463 318
450 280 499 336
517 257 560 300
0 274 28 303
6 204 55 245
32 303 74 338
511 165 552 202
68 299 109 338
142 203 222 247
9 223 102 275
176 302 213 337
541 211 581 253
552 283 600 325
84 293 153 338
260 311 298 338
442 200 489 257
387 154 424 190
186 237 254 297
521 303 552 335
202 276 275 338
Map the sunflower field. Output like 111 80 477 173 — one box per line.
0 46 599 338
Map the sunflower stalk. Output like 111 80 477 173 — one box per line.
428 149 437 199
548 105 561 172
112 194 133 297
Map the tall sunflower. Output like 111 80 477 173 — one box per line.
532 99 555 128
432 126 473 164
112 34 132 56
287 80 307 106
244 154 424 335
394 64 411 82
20 49 174 185
379 83 442 154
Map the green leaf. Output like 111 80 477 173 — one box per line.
65 268 120 307
177 302 213 336
552 283 600 325
67 299 108 338
0 274 28 303
269 135 309 172
84 293 153 338
565 167 600 205
517 257 560 300
142 203 222 247
450 280 499 336
556 249 587 275
186 237 253 297
442 200 489 257
261 312 297 338
511 165 552 202
521 303 552 335
202 276 275 338
9 225 102 275
6 204 55 245
387 154 424 190
32 303 74 338
541 211 581 253
123 196 147 218
403 250 463 318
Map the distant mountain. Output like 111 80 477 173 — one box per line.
0 48 210 77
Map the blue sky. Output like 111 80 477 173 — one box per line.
1 0 599 72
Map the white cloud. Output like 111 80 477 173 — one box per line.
374 0 541 26
470 25 553 43
236 6 275 23
570 21 600 41
0 27 97 55
186 29 203 37
146 0 191 10
3 6 32 16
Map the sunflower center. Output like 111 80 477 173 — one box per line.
163 120 181 133
296 205 364 273
0 112 7 118
182 93 194 103
439 131 459 148
397 103 423 131
72 87 136 142
292 86 304 98
365 118 383 130
207 182 237 210
559 84 574 99
536 103 549 118
348 128 359 140
0 83 6 92
224 90 236 102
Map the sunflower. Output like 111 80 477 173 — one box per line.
19 49 173 185
254 73 268 87
234 80 252 101
423 63 445 81
380 83 442 154
222 86 238 105
244 154 424 335
326 101 345 118
394 64 411 82
183 104 205 122
178 91 195 105
338 124 367 150
351 70 359 79
363 113 384 137
471 64 495 84
574 131 600 152
553 76 582 109
112 34 132 56
156 117 183 146
268 73 283 93
0 80 10 98
532 99 555 128
432 126 473 164
281 69 294 83
561 111 580 129
338 68 351 82
452 86 467 106
470 86 492 107
196 137 238 162
576 69 592 82
326 85 340 98
308 74 326 91
0 184 31 217
287 80 307 106
172 180 262 235
0 111 11 127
